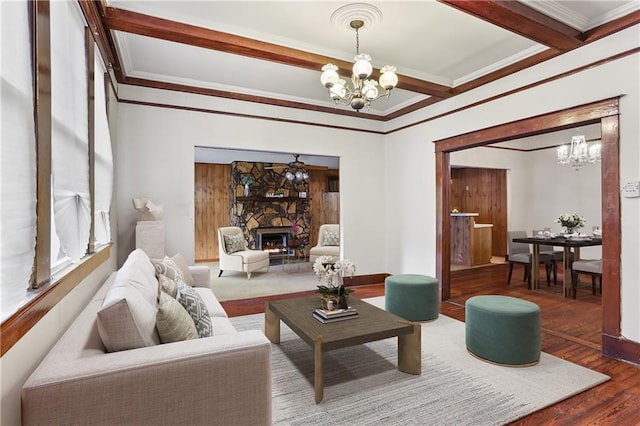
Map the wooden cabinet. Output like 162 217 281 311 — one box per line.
450 214 493 266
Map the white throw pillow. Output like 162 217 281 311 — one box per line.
156 292 198 343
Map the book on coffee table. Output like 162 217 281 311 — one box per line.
312 311 359 323
314 307 357 319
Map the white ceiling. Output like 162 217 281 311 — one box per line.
104 0 639 117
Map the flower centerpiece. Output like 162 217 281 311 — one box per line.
555 212 586 234
313 256 356 310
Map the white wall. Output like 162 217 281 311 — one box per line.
384 26 639 341
115 95 387 276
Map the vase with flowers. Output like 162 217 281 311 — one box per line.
555 212 586 234
313 256 356 310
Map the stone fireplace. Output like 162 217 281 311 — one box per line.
230 161 311 249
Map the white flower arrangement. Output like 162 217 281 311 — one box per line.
555 213 586 230
313 256 356 295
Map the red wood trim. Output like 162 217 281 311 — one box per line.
343 273 389 287
582 10 640 44
434 97 630 364
119 99 385 135
434 97 620 152
122 77 385 121
1 246 111 357
600 114 621 338
436 151 450 300
439 0 582 51
602 334 640 366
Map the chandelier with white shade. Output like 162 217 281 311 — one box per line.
557 135 601 170
320 19 398 111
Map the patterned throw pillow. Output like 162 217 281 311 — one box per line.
170 253 195 286
156 292 198 343
224 233 245 254
151 256 184 282
158 274 178 298
323 231 339 246
176 281 213 338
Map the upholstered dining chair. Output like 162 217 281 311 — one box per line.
218 226 269 279
571 259 602 299
507 231 555 287
309 224 340 263
532 229 574 283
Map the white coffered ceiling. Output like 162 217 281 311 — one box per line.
100 1 639 118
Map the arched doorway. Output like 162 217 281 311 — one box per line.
434 97 624 359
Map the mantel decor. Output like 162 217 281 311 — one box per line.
314 256 356 310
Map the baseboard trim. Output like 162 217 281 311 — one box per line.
602 333 640 366
344 273 390 287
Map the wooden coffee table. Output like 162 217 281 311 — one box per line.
265 296 421 403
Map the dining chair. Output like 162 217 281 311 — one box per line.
507 231 555 287
571 259 602 299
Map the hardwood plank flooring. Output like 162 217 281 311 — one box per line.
221 263 640 424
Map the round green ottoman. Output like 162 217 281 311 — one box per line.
385 274 439 321
465 295 541 366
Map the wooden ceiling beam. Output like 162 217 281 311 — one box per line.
439 0 583 51
102 7 452 98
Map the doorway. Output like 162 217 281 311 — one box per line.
434 97 622 358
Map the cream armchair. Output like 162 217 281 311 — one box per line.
309 224 340 263
218 226 269 279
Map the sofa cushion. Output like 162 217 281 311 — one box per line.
170 253 195 286
151 256 184 282
96 251 161 352
158 274 178 298
224 233 245 254
211 317 238 336
97 287 160 352
195 287 228 318
323 231 339 246
177 282 213 338
156 292 198 343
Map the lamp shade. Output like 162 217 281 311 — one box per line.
379 65 398 90
320 64 340 87
353 53 372 79
363 80 379 100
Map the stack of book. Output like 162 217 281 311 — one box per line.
312 307 358 323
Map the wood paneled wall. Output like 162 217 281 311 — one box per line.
450 168 507 257
195 163 230 261
308 167 340 247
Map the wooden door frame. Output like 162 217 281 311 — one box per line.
434 97 632 362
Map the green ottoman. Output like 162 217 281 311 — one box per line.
465 295 541 366
385 274 439 321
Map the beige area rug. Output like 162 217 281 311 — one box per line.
199 261 320 301
231 296 609 425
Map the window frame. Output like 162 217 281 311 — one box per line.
0 0 111 357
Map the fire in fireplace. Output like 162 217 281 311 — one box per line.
256 227 292 256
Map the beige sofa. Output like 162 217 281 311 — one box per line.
22 249 272 425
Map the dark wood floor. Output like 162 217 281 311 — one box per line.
221 263 640 425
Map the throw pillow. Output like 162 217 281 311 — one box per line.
158 274 178 298
224 233 245 254
170 253 195 286
176 281 213 338
323 231 340 246
151 256 184 282
156 292 198 343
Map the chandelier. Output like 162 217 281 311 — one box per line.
320 19 398 111
285 154 309 181
557 135 601 170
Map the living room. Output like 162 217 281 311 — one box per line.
2 1 639 424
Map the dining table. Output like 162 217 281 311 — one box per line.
512 236 603 298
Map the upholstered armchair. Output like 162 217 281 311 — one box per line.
218 226 269 279
309 224 340 263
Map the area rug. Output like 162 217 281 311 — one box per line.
202 261 319 301
230 297 609 425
